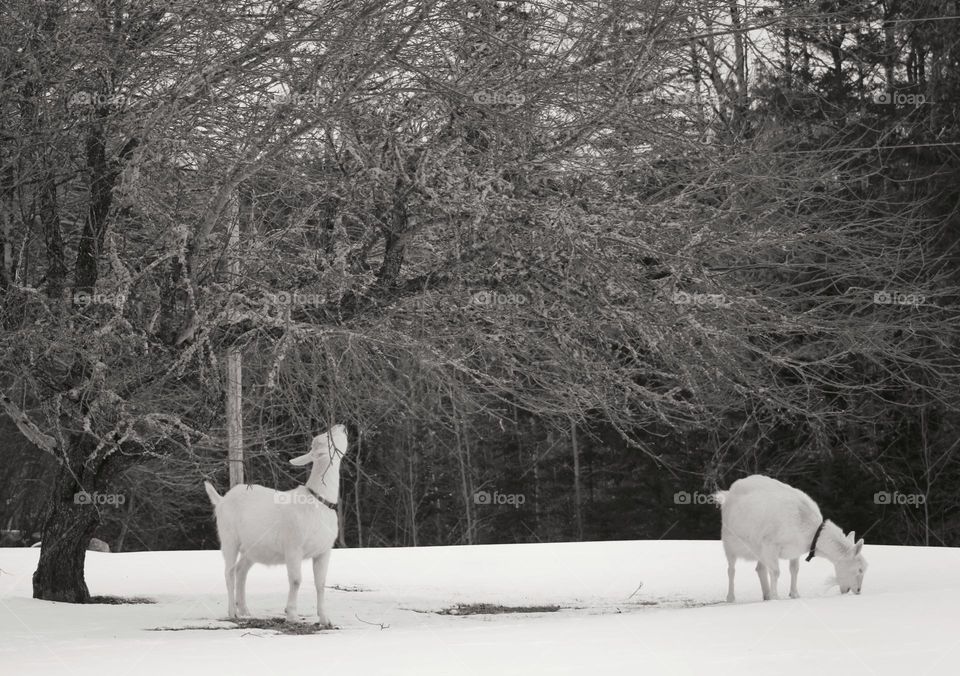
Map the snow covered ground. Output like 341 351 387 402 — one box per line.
1 540 958 675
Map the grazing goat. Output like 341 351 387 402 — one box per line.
204 424 348 625
716 474 867 602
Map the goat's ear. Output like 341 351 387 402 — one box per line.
847 531 856 543
290 451 313 466
854 539 864 555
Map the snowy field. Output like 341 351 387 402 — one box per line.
1 540 958 675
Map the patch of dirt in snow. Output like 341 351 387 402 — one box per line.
436 603 563 615
539 597 723 616
150 617 337 635
88 595 156 604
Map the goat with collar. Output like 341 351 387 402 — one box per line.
715 474 867 602
205 424 348 626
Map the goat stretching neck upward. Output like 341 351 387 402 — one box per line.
204 424 348 625
715 474 867 603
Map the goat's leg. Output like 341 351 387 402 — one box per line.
766 558 781 600
312 550 332 627
788 558 800 598
725 551 737 603
755 562 770 600
284 550 303 623
234 555 254 616
221 543 240 618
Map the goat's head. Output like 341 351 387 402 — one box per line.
833 531 867 594
290 424 349 467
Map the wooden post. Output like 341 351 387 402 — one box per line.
226 194 244 487
226 350 243 487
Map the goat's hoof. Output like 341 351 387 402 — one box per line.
789 592 799 599
285 614 300 623
726 595 735 603
317 620 335 630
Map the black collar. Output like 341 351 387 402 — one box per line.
304 486 338 511
806 520 826 561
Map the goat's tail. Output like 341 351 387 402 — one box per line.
712 490 728 508
203 481 222 506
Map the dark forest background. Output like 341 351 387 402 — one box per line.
1 0 959 573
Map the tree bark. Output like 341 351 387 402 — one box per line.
1 166 14 289
38 173 67 301
453 409 474 544
32 433 125 602
32 436 95 602
74 119 120 293
354 432 363 547
407 452 418 547
32 487 99 602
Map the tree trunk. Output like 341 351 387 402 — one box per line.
32 500 98 602
33 433 124 602
374 182 412 292
571 419 583 541
1 166 14 289
354 432 363 547
883 6 897 89
532 443 541 535
376 228 407 290
453 408 474 544
32 448 100 602
74 118 118 293
407 452 418 547
38 173 67 301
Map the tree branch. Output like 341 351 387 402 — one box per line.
0 393 58 456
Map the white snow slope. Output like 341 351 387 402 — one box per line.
1 541 958 675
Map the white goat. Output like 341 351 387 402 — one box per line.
716 474 867 602
204 424 348 625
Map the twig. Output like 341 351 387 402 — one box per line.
354 613 389 629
